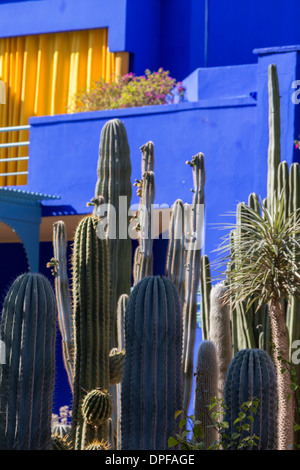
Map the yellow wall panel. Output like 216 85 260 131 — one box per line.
0 28 128 186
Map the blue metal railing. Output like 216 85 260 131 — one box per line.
0 124 30 178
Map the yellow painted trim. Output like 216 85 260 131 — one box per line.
0 29 129 186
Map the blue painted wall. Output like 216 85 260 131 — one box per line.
2 0 300 81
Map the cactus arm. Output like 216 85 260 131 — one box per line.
52 220 74 393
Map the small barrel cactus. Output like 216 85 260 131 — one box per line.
224 348 278 450
82 389 113 428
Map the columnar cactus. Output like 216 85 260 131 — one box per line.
209 283 232 397
165 199 187 303
0 273 56 450
267 63 281 213
182 153 205 414
194 340 219 449
94 118 132 349
121 276 183 450
199 254 211 341
116 293 128 449
224 348 278 450
71 215 111 450
133 142 155 285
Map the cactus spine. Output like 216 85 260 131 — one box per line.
194 340 219 449
121 276 183 450
0 273 56 450
224 348 278 450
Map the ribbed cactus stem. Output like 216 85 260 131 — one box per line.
141 141 154 174
117 293 128 352
287 162 300 352
267 63 281 213
71 215 111 450
94 118 132 349
182 153 205 415
116 293 128 450
200 255 211 341
0 273 56 450
109 349 125 385
209 283 232 397
52 220 74 393
121 276 183 450
224 348 278 450
194 340 219 449
165 199 187 303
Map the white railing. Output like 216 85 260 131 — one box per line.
0 124 30 178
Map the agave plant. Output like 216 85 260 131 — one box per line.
214 192 300 450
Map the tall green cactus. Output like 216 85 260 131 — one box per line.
267 63 281 213
71 215 111 450
121 276 183 450
194 340 219 449
224 348 278 450
0 273 56 450
94 118 132 349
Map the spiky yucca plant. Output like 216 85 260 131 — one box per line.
215 193 300 450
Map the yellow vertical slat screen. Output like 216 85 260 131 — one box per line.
0 28 129 186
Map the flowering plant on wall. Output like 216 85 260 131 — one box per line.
69 68 185 113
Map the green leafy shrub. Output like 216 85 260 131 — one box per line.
69 68 185 112
168 398 260 450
